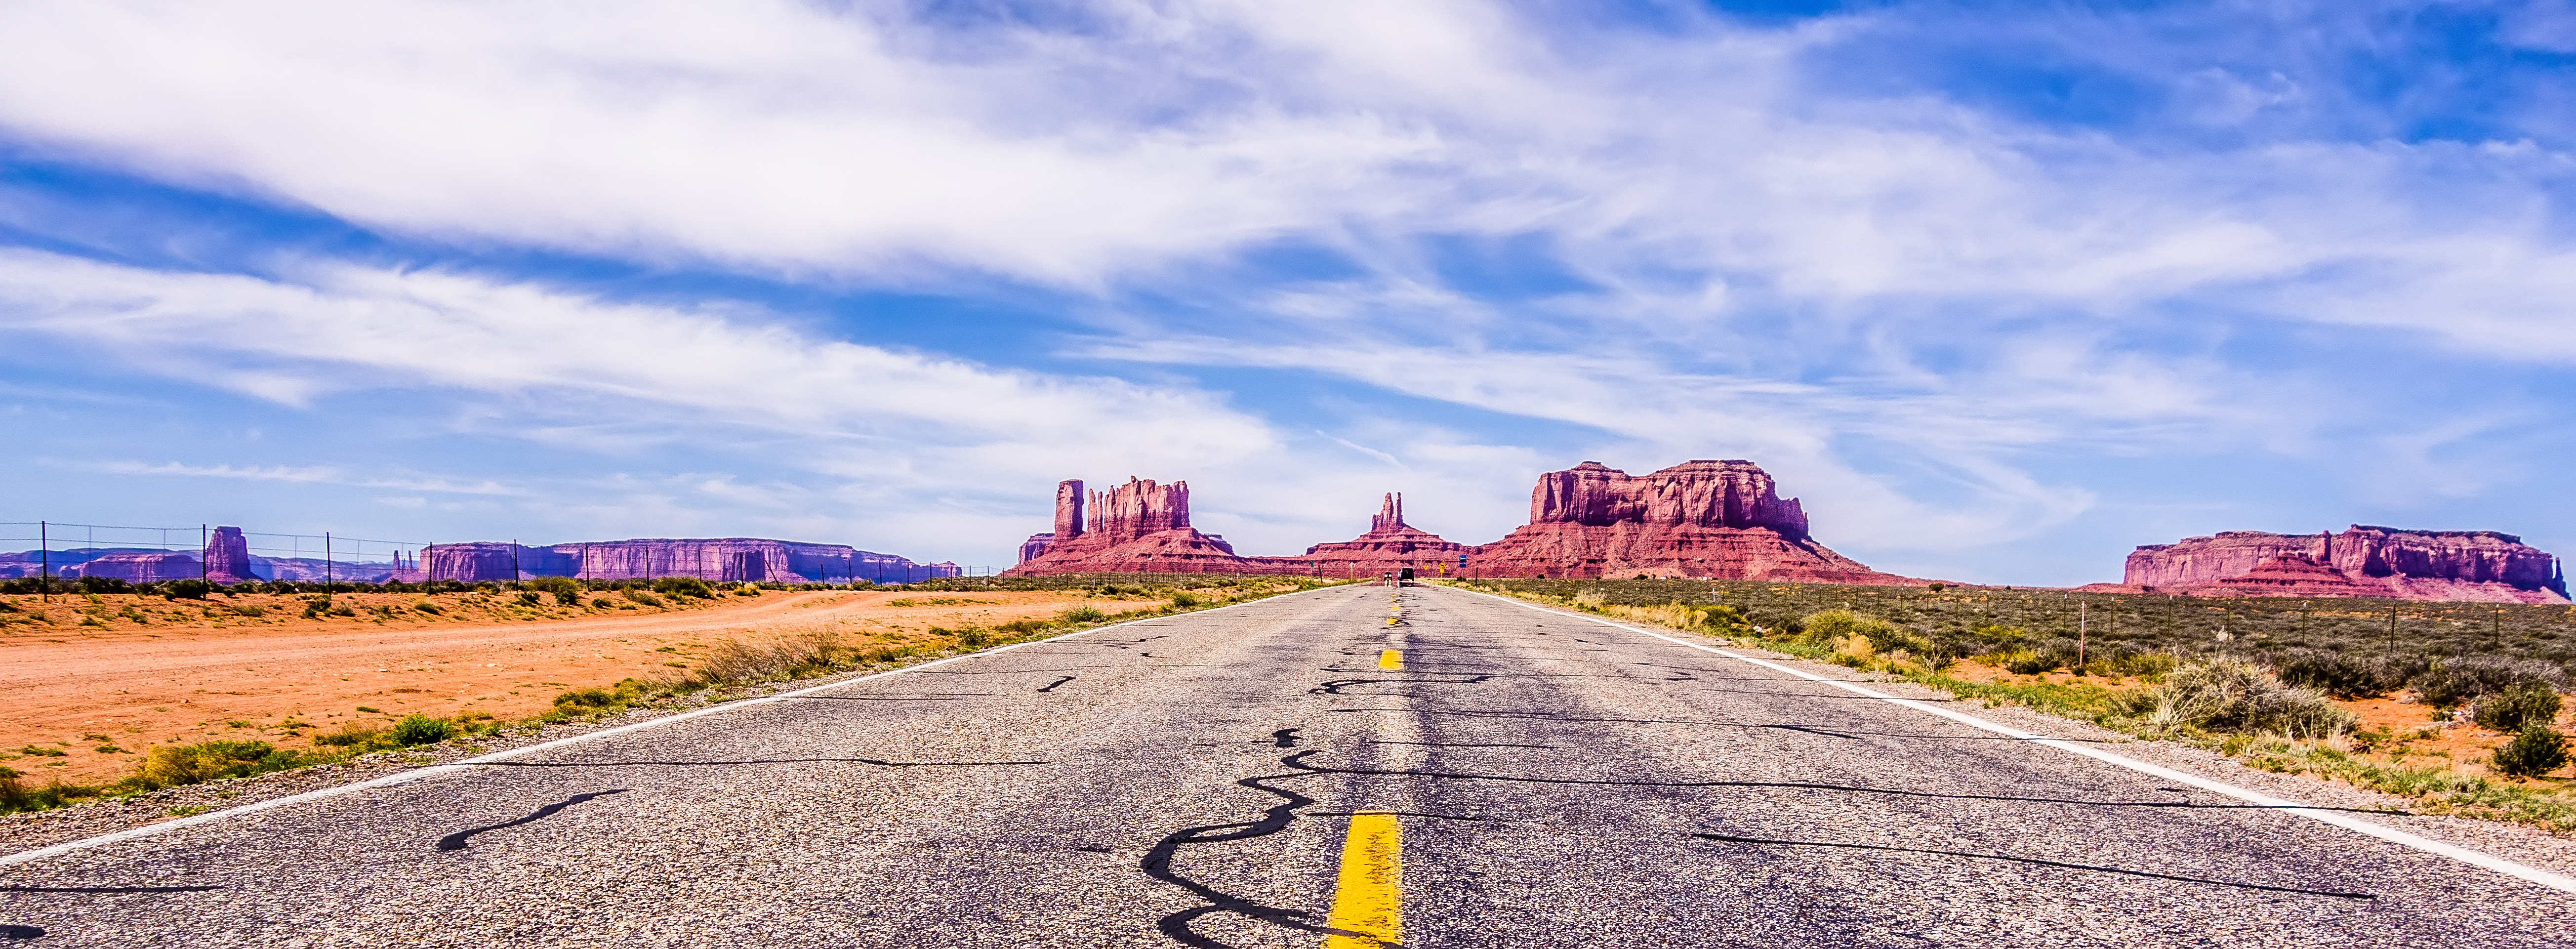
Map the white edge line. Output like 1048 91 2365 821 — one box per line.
1448 585 2576 896
0 584 1344 867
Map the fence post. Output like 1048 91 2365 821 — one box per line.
511 539 521 585
39 520 47 602
201 524 208 581
325 532 333 584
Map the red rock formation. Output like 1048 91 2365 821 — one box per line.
199 526 258 582
1003 462 1918 582
1055 481 1086 540
1297 493 1473 578
425 542 525 582
2124 527 2567 603
65 551 202 583
1461 460 1913 583
1018 533 1056 564
1004 476 1258 575
421 538 953 583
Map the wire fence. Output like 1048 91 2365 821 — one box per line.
0 521 422 583
0 521 971 585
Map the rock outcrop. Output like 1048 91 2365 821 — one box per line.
1004 478 1256 575
1002 461 1916 583
1297 494 1472 578
0 548 167 579
2122 527 2567 603
1461 460 1911 582
63 551 202 582
420 538 955 583
201 527 258 582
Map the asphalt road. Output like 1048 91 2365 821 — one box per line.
4 582 2573 947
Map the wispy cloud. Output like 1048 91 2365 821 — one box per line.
0 2 2568 578
80 460 520 495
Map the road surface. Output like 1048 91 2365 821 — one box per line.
3 582 2571 947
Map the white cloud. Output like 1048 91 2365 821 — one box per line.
82 459 519 495
0 0 2556 330
0 248 1534 559
0 1 2568 573
0 248 1275 480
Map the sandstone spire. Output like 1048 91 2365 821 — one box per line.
1053 480 1086 539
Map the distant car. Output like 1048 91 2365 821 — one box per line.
1398 568 1415 581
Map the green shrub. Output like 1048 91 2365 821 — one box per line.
695 632 842 685
0 766 95 814
311 723 385 747
624 588 666 607
161 578 213 600
1692 604 1751 630
652 577 714 599
2412 657 2563 709
414 600 442 615
1169 591 1201 608
1058 606 1108 624
138 741 303 787
2003 649 2058 675
2153 657 2355 739
525 576 580 599
2474 682 2565 733
389 715 453 746
555 688 615 709
1799 609 1930 657
2272 649 2426 700
75 576 131 594
2494 726 2570 778
301 594 332 619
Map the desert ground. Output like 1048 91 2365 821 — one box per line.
0 586 1140 785
1941 656 2575 781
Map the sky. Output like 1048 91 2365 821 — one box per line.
0 0 2572 581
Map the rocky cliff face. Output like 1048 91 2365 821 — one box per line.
1297 493 1472 577
202 526 257 581
1005 462 1917 582
1088 477 1191 538
1465 460 1909 583
1054 480 1086 540
64 551 202 582
421 538 954 583
2123 527 2567 603
1532 460 1810 537
1006 476 1274 575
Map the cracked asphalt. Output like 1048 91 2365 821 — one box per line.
4 582 2573 947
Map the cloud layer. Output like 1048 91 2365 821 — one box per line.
0 1 2568 578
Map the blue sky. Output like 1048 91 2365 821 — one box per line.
1 0 2572 582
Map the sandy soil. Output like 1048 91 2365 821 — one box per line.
0 587 1143 785
1943 658 2576 783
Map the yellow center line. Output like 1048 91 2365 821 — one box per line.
1323 812 1403 949
1377 650 1401 670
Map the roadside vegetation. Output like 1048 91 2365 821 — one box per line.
1459 578 2576 834
0 575 1343 817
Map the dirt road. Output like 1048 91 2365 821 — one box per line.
0 588 1118 784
